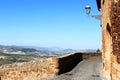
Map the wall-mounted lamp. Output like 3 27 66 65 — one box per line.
85 4 91 15
85 4 101 20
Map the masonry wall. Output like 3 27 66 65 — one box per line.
102 0 120 80
0 53 83 80
101 0 112 79
0 58 59 80
110 0 120 80
0 53 101 80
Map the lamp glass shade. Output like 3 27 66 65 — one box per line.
85 5 91 15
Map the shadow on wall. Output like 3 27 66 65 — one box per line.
57 53 83 75
107 23 111 36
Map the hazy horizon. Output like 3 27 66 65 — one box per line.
0 44 101 50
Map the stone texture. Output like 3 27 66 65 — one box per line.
0 58 59 80
0 53 101 80
101 0 112 78
102 0 120 79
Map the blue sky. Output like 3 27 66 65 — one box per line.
0 0 101 49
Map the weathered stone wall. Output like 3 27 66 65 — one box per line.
110 0 120 80
102 0 120 79
82 53 101 60
0 53 82 80
101 0 112 79
0 53 101 80
0 58 59 80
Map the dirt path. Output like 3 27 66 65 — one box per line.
42 59 107 80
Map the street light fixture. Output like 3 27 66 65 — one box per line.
85 4 101 20
85 4 91 15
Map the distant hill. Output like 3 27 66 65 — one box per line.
0 45 97 65
0 45 52 57
0 45 97 56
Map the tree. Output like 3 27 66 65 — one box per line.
96 49 101 53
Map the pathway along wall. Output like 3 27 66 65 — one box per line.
0 53 101 80
102 0 120 80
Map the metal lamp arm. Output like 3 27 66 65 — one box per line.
90 15 101 20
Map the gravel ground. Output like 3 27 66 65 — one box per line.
42 59 108 80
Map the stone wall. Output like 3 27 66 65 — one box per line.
110 0 120 80
0 53 83 80
101 0 120 79
101 0 112 79
82 53 101 60
0 58 59 80
0 53 101 80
